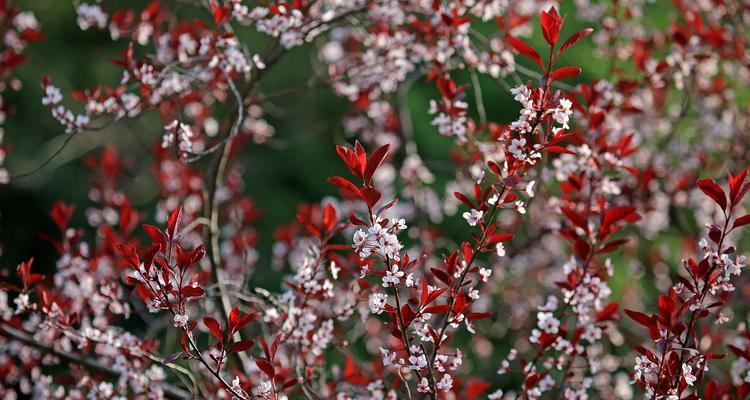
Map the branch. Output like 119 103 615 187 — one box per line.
9 132 78 180
202 44 289 376
0 323 192 400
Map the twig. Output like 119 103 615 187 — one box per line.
9 132 78 180
202 44 289 376
470 69 487 126
0 323 192 400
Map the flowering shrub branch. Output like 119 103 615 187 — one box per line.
0 1 749 399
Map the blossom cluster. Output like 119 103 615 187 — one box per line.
0 1 750 399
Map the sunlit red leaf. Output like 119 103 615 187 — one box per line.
557 28 594 56
506 36 544 69
550 66 581 81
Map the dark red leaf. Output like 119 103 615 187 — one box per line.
561 207 588 233
236 312 261 332
283 378 300 390
625 310 653 328
597 239 629 254
696 178 727 210
182 286 205 298
658 295 676 321
454 191 475 209
466 312 492 320
733 214 750 229
359 187 381 208
255 358 275 379
432 268 451 286
229 339 255 353
573 238 590 260
203 317 223 340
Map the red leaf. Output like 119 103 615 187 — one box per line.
596 302 618 321
733 214 750 229
229 339 255 353
335 145 364 179
550 66 581 81
557 28 594 56
115 244 140 269
229 306 240 332
182 286 205 298
364 144 390 184
166 206 183 242
561 207 588 233
696 178 727 210
453 191 475 208
423 305 451 314
625 310 653 328
657 295 675 320
203 317 223 340
545 145 575 155
728 168 749 205
431 268 452 286
506 36 544 69
255 358 275 379
597 239 629 254
466 312 492 320
283 378 299 390
354 141 367 173
466 379 492 399
540 6 563 45
426 287 448 304
235 312 261 332
359 187 381 208
143 224 166 251
323 203 337 233
349 211 367 226
602 206 636 228
50 202 75 232
487 233 513 244
344 354 356 377
327 176 360 196
573 238 590 260
210 2 229 24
